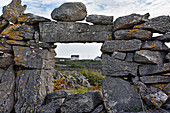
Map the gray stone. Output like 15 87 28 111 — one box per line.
0 16 9 33
134 50 164 64
74 72 90 88
114 29 152 40
51 2 87 22
140 75 170 84
102 54 139 76
112 52 126 60
0 65 15 113
86 14 113 25
18 13 51 24
139 63 170 76
0 38 12 52
61 91 103 113
101 39 142 52
113 13 149 31
39 22 112 43
0 52 13 68
91 104 105 113
102 77 141 112
134 16 170 34
0 68 5 80
157 33 170 42
125 53 135 62
6 40 27 46
165 53 170 60
163 83 170 95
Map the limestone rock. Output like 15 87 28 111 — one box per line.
158 33 170 42
113 13 149 31
91 104 105 113
0 52 13 68
3 0 27 23
165 53 170 60
86 15 113 25
6 40 27 46
18 13 51 24
134 16 170 34
1 24 34 40
61 91 103 113
51 2 87 22
102 54 139 76
101 39 142 52
114 29 152 40
125 53 135 62
0 38 12 52
0 16 9 33
112 52 126 60
0 65 15 113
134 50 164 64
139 63 170 76
102 77 141 112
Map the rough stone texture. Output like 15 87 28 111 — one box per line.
140 75 170 84
112 52 126 60
86 15 113 25
6 40 27 46
1 24 34 40
134 16 170 34
2 0 27 23
165 53 170 60
0 16 9 33
134 50 164 64
61 91 103 113
125 53 135 62
0 65 15 113
101 39 142 52
91 104 105 113
0 52 13 68
102 77 141 112
39 22 112 43
0 38 12 53
51 2 87 22
113 13 149 31
139 63 170 76
102 54 139 76
18 13 51 24
157 33 170 42
114 29 152 40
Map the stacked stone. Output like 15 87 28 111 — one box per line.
0 0 56 112
101 13 170 112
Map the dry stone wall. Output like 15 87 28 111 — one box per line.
0 0 169 113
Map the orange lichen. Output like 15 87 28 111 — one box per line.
135 25 140 28
47 105 50 107
109 35 112 39
128 29 137 34
152 84 168 90
17 70 22 76
41 109 45 112
121 47 123 50
140 50 143 52
7 40 19 44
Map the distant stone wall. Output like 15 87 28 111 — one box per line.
0 0 169 113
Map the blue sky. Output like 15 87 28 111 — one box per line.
0 0 170 59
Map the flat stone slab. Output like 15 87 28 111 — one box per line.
157 33 170 42
112 52 126 60
102 54 139 76
101 39 142 52
114 29 152 40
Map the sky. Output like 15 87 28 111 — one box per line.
0 0 170 59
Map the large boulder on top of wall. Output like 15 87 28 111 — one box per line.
102 77 141 112
2 0 27 23
134 16 170 34
0 16 9 33
86 14 113 25
0 52 13 68
113 13 149 31
51 2 87 22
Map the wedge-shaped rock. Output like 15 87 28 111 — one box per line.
0 16 9 33
102 54 139 76
102 77 141 112
134 16 170 33
1 24 34 40
0 65 15 113
86 15 113 25
134 50 164 64
3 0 27 23
0 38 12 52
165 53 170 60
101 39 142 52
61 91 103 113
0 52 13 68
112 52 126 60
18 13 51 24
139 63 170 76
114 29 152 40
157 33 170 42
142 40 169 51
51 2 87 22
140 75 170 84
113 13 149 31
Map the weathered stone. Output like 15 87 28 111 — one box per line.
0 65 15 113
101 39 142 52
39 22 112 43
1 24 34 40
102 77 141 112
125 53 135 62
51 2 87 22
165 53 170 60
91 104 105 113
15 69 54 113
102 54 139 76
140 75 170 84
114 29 152 40
112 52 126 60
86 15 113 25
0 16 9 33
157 33 170 42
0 38 12 52
61 91 103 113
18 13 51 24
0 52 13 68
134 16 170 33
74 72 90 87
139 63 170 76
113 13 149 31
134 50 164 64
142 40 169 51
6 40 27 46
0 68 5 80
3 0 27 23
